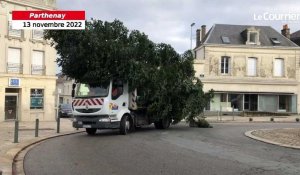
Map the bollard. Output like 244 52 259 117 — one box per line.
14 120 19 143
35 118 39 137
57 116 60 133
0 169 2 175
232 107 235 121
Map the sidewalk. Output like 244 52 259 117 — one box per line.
208 115 300 149
245 128 300 149
0 119 82 175
205 115 300 123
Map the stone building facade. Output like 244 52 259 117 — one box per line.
194 24 300 113
0 0 57 121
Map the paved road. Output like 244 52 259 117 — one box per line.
24 123 300 175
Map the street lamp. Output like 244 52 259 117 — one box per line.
190 23 195 50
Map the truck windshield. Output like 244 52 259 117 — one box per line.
76 84 109 98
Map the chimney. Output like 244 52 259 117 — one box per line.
281 24 290 39
196 29 201 47
201 25 206 42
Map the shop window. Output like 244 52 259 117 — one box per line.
229 94 243 111
220 93 227 102
279 95 289 110
244 94 258 111
30 89 44 109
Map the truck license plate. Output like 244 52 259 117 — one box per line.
83 125 91 128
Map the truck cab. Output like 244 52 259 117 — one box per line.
72 80 133 135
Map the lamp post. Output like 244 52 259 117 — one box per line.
190 22 195 50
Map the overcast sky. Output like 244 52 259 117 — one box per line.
57 0 300 53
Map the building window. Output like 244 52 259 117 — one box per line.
30 89 44 109
279 95 289 111
7 48 22 73
249 32 257 43
32 51 45 75
8 14 22 37
32 30 44 40
274 58 284 77
221 56 230 74
247 57 257 76
59 97 64 104
244 27 260 45
220 93 227 102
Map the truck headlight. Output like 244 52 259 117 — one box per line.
109 115 118 120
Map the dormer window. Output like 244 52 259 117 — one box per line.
243 27 261 45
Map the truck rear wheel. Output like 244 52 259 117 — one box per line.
86 128 97 135
120 115 131 135
154 121 162 129
154 119 170 129
161 118 170 129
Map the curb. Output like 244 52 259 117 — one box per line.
244 129 300 150
8 130 85 175
209 121 300 124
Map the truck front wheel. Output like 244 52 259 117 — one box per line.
120 115 131 135
86 128 97 135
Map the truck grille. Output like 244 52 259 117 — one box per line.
83 121 96 125
75 108 101 113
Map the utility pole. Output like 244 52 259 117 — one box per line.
190 22 195 50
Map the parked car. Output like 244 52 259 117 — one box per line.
58 104 73 118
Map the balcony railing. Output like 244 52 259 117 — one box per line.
31 65 46 75
7 63 23 74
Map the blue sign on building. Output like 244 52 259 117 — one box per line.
9 78 21 87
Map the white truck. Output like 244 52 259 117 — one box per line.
72 79 171 135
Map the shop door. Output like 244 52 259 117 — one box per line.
5 95 18 120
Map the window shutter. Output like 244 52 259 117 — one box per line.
32 51 44 66
274 59 284 76
8 48 21 64
247 58 257 76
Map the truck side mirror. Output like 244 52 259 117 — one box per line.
71 83 76 98
72 83 76 89
71 90 75 98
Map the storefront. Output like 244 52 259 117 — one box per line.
208 92 297 113
1 77 57 121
